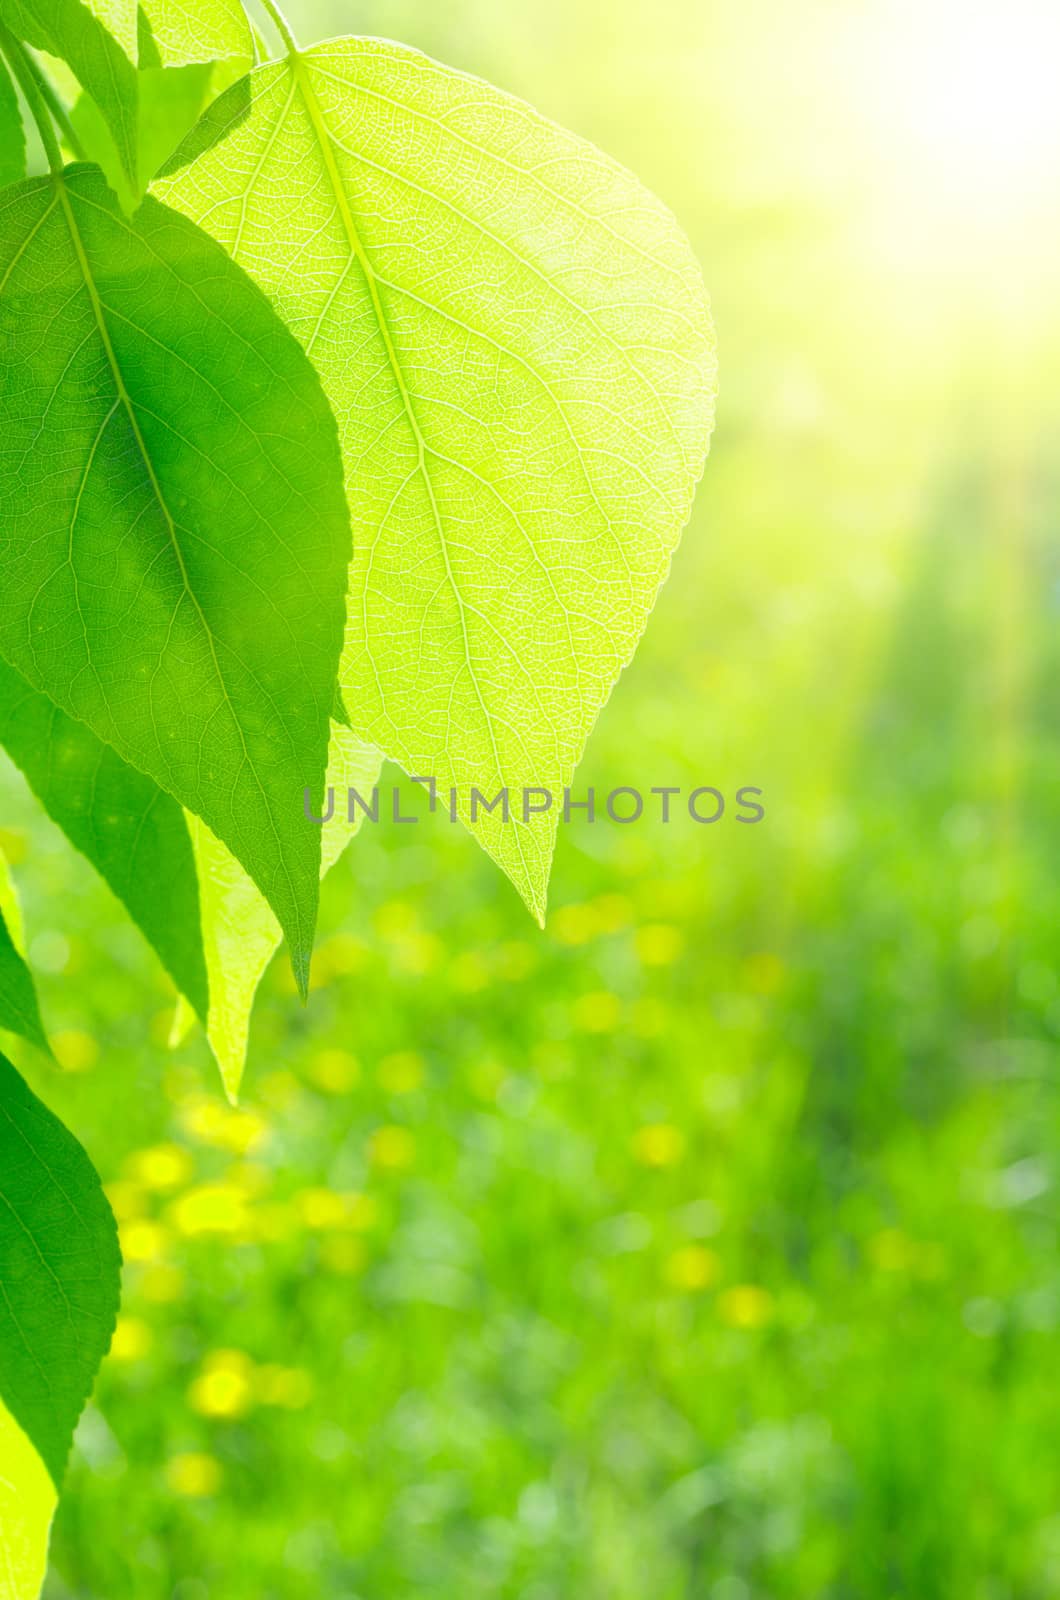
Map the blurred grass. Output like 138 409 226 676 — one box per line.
2 0 1059 1594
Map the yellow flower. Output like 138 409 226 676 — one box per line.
169 1184 249 1237
572 990 622 1033
189 1350 254 1419
52 1029 99 1073
306 1048 361 1095
717 1284 774 1329
635 924 685 967
120 1219 169 1264
140 1263 187 1304
632 1123 686 1168
166 1453 222 1498
665 1245 720 1292
377 1050 425 1094
179 1097 268 1155
256 1365 314 1409
109 1316 153 1362
370 1125 416 1170
124 1143 193 1192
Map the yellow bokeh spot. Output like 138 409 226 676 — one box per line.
316 932 368 978
295 1188 346 1230
370 1125 416 1170
125 1143 193 1192
256 1365 314 1409
167 1453 222 1498
140 1262 187 1304
104 1179 145 1223
169 1184 249 1237
120 1219 169 1264
665 1245 720 1292
635 923 685 966
52 1029 99 1074
573 990 622 1033
717 1284 774 1329
375 899 418 938
179 1097 267 1155
189 1350 254 1419
320 1235 366 1275
630 997 668 1038
377 1050 425 1094
744 951 786 994
450 950 490 992
306 1048 360 1095
551 903 598 946
868 1228 913 1272
632 1123 686 1168
109 1316 153 1361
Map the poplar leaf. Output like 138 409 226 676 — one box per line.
158 38 716 921
138 0 252 68
0 1052 120 1488
0 53 24 186
185 720 382 1101
0 906 47 1054
0 168 351 991
0 1399 56 1600
0 659 208 1019
1 0 138 180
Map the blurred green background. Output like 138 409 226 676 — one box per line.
6 0 1060 1594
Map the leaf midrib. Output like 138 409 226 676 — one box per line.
288 51 537 900
50 173 306 967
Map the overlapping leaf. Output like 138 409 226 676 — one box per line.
0 905 46 1054
1 0 138 179
186 720 382 1100
0 167 351 989
0 1052 120 1486
0 53 24 184
0 658 208 1017
159 37 716 921
139 0 251 69
0 1399 56 1600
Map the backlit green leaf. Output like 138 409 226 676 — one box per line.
158 38 716 921
0 167 351 990
0 658 208 1019
185 720 382 1101
139 0 251 69
0 904 46 1054
1 0 138 179
0 53 24 185
0 1051 120 1488
0 1398 56 1600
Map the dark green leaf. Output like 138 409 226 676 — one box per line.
0 1051 120 1487
0 52 24 185
0 168 351 989
0 906 47 1053
1 0 138 180
0 658 208 1019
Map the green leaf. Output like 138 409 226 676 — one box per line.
0 53 25 186
0 1051 120 1488
157 38 716 922
0 1398 57 1600
1 0 138 180
138 0 251 69
86 0 136 61
0 903 47 1054
0 658 208 1019
185 720 381 1101
0 167 351 991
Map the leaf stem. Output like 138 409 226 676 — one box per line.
0 24 63 173
255 0 299 56
31 56 87 162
